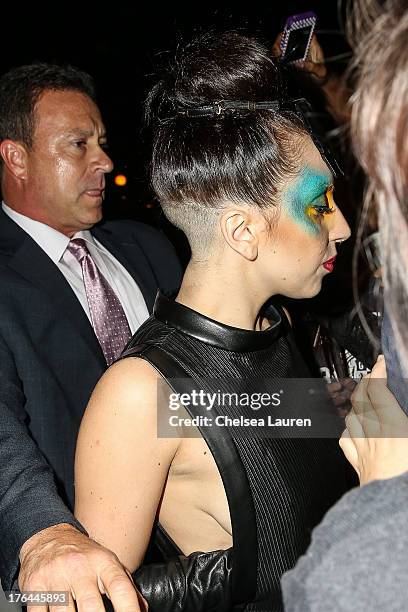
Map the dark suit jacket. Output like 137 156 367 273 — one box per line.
0 207 183 589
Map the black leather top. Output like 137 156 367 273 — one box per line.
123 291 350 611
154 291 282 352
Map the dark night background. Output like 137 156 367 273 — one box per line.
0 7 375 607
0 2 351 236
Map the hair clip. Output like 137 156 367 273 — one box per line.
177 100 281 118
176 96 344 178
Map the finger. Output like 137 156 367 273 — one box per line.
344 378 357 391
333 393 348 407
339 430 360 474
337 406 349 419
272 32 283 56
299 60 327 80
339 390 354 405
308 35 325 63
351 373 383 436
49 598 76 612
345 410 366 439
137 590 149 612
101 567 141 612
24 586 47 612
276 32 283 44
327 381 342 393
370 354 387 378
24 583 75 612
351 373 372 418
125 569 148 611
27 606 47 612
72 579 106 612
365 376 408 435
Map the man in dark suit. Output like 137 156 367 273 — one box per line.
0 62 182 610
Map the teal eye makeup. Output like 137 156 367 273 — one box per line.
284 167 334 235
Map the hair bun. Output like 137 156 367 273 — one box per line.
145 32 279 124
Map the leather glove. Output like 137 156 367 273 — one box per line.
133 547 233 612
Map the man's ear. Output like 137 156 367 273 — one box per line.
219 207 261 261
0 140 28 180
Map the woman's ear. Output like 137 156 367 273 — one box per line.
0 140 29 180
219 207 262 261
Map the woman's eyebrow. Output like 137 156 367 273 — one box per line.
294 170 331 201
314 181 333 199
312 175 332 192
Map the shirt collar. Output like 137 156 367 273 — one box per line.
2 202 97 263
72 229 97 249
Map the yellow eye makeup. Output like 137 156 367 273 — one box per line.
307 185 335 220
284 168 334 235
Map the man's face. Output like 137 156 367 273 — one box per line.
23 89 113 235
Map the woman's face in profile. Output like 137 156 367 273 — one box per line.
258 137 351 299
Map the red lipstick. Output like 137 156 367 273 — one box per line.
322 256 337 272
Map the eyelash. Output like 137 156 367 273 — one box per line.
312 186 335 218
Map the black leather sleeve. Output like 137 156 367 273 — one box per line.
132 547 233 612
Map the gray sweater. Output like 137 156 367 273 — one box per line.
282 473 408 611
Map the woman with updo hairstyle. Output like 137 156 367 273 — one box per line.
75 32 351 611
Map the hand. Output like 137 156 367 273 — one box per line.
272 33 328 83
19 523 148 612
339 355 408 486
327 377 356 418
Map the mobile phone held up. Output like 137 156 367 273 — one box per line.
280 11 317 64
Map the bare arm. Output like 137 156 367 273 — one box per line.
75 358 180 572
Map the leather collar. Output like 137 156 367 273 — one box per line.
153 291 282 352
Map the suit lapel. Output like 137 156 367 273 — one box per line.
5 223 106 368
0 209 158 367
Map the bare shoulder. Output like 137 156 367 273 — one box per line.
82 357 164 427
77 355 179 469
90 357 160 403
101 355 161 383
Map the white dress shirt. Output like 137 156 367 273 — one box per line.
2 202 149 334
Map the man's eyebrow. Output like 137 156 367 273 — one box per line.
64 128 107 139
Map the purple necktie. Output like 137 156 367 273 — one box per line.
67 238 131 365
